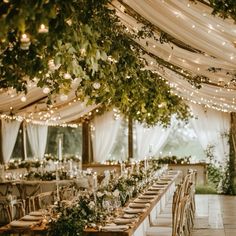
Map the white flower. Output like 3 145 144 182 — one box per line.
88 201 95 209
93 82 101 89
113 189 120 197
97 191 104 198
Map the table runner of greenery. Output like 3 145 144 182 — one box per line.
48 160 165 236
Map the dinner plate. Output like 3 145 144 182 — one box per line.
29 211 44 216
21 215 42 221
10 220 38 228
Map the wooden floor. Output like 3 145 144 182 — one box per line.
193 194 236 236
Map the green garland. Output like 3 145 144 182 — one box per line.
190 0 236 22
48 160 162 235
0 0 190 126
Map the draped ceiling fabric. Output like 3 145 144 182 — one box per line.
0 83 98 126
113 0 236 113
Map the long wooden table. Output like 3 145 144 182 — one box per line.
0 171 179 235
84 171 179 236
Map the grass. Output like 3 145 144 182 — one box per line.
195 184 218 194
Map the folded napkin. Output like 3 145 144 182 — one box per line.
124 207 146 214
21 215 42 221
101 224 129 231
143 190 159 195
160 178 172 181
122 213 137 219
10 220 38 228
128 202 150 208
29 211 44 217
152 184 166 188
133 198 152 203
148 188 161 192
138 194 156 199
114 217 137 225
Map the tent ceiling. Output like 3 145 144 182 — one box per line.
1 0 236 125
112 0 236 112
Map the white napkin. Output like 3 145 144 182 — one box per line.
101 224 129 231
128 202 150 208
10 220 38 228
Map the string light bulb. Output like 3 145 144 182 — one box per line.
43 87 50 94
60 94 68 101
21 96 27 102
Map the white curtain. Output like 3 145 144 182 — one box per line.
92 111 121 163
1 119 21 163
190 104 230 165
26 123 48 159
135 122 171 160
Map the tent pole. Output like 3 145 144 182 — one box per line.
22 122 27 160
82 119 93 164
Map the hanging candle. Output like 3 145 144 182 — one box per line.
38 24 49 33
20 33 31 50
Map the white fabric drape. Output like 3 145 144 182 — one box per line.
92 111 121 163
1 119 21 163
135 122 171 160
190 104 230 164
26 123 48 159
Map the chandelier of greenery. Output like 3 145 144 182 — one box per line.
0 0 190 126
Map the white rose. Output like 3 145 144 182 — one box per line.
113 189 120 197
88 201 95 209
97 192 104 198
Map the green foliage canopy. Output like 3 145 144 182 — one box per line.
0 0 190 126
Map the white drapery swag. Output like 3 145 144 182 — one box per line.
190 104 230 165
135 122 171 160
92 111 121 163
1 119 21 163
26 123 48 159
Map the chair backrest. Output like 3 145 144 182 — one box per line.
172 194 190 236
34 191 55 210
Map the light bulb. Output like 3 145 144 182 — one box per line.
21 96 27 102
43 87 50 94
93 82 101 89
64 73 71 80
60 94 68 101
